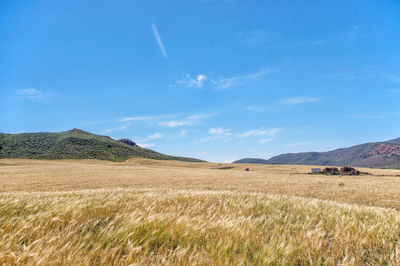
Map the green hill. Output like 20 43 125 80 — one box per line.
0 128 203 162
233 158 269 164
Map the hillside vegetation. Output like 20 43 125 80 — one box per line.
233 158 269 164
234 137 400 168
0 129 202 162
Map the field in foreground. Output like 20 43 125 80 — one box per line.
1 159 400 264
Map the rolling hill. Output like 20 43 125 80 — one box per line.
234 137 400 168
233 158 269 164
0 128 202 162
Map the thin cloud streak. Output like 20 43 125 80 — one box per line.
159 114 214 128
173 69 270 90
118 116 157 123
245 105 272 113
102 123 132 134
178 130 187 137
282 96 320 105
17 88 46 100
209 127 231 136
135 133 164 148
199 127 281 144
259 138 275 144
237 128 281 138
137 133 164 142
212 68 270 90
201 127 232 142
176 74 208 88
237 129 268 138
137 143 155 148
151 24 168 58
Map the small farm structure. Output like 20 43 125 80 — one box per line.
311 166 361 175
311 168 321 173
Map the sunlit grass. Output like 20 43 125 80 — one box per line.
1 189 400 264
1 159 400 264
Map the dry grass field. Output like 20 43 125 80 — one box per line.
1 159 400 264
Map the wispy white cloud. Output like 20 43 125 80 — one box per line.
137 143 155 148
17 88 46 100
151 24 168 58
102 115 161 134
282 96 320 105
201 127 232 142
212 68 270 90
173 68 270 90
118 116 157 123
102 123 132 134
237 129 268 138
237 128 280 138
159 114 213 128
247 128 282 144
160 121 185 128
235 29 328 51
177 74 207 88
268 128 281 136
137 133 164 142
200 127 281 144
103 113 213 135
259 138 275 144
178 130 187 137
235 25 365 53
209 127 231 135
135 133 164 148
245 105 272 112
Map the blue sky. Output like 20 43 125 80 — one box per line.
1 0 400 162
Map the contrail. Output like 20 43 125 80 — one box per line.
151 24 168 58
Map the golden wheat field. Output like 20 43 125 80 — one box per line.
1 159 400 264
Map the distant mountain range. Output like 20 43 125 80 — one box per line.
0 128 202 162
234 137 400 168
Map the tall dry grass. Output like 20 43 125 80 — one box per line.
1 159 400 264
1 159 400 209
1 189 400 264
